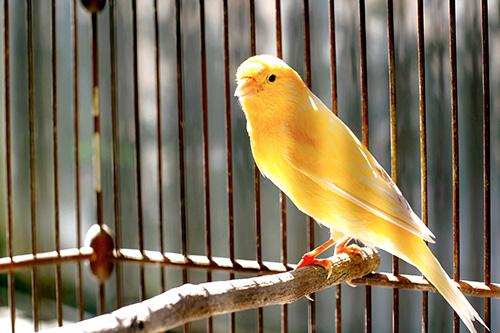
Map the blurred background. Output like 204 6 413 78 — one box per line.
0 0 499 332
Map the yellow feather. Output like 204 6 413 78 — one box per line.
235 54 486 333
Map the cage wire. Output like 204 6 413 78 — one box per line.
0 0 498 332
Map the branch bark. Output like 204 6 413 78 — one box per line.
43 248 379 333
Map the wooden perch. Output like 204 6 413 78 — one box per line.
43 248 379 333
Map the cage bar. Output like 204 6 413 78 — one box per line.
416 0 429 331
274 2 289 332
386 0 399 331
26 0 39 329
108 0 123 309
247 1 264 331
90 11 106 315
4 0 16 330
175 0 188 287
73 0 85 320
153 0 166 295
50 0 63 325
222 0 236 331
130 0 147 302
198 0 213 331
448 0 460 331
481 0 491 330
357 0 371 332
302 1 317 332
328 1 341 332
0 1 497 332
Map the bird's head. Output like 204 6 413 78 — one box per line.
234 55 306 105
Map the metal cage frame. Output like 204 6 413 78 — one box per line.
0 0 497 332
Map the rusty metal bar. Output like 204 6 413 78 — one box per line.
0 248 94 273
249 0 262 267
175 0 188 289
386 0 399 332
416 0 428 331
481 6 491 332
174 1 189 330
480 0 491 330
354 273 500 299
131 0 146 302
328 2 341 331
109 0 123 309
359 0 369 148
90 11 105 315
329 0 338 116
275 2 288 332
73 0 84 320
0 246 499 298
275 0 283 59
303 1 316 332
222 0 235 331
199 0 213 331
26 0 39 329
153 0 166 295
358 0 371 332
109 250 500 299
51 0 63 325
248 1 263 331
4 0 16 330
448 0 460 331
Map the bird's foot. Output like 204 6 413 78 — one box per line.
296 255 334 279
335 243 363 257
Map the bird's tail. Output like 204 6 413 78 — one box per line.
403 239 487 333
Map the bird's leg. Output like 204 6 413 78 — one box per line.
334 236 363 256
295 238 335 273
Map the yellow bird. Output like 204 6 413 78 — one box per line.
234 55 486 333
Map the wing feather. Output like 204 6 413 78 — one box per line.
282 92 435 243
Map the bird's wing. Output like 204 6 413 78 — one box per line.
282 92 435 243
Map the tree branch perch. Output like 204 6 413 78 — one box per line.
43 248 379 333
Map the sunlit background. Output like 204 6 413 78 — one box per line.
0 0 499 332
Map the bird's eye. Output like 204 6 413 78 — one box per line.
268 74 276 83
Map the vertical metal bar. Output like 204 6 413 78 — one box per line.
358 1 371 332
27 0 39 329
199 0 212 331
153 0 165 294
73 0 84 319
109 0 123 309
328 2 341 332
448 0 460 331
303 1 316 332
480 0 490 330
222 1 235 331
416 0 428 331
4 1 16 330
90 12 106 315
131 0 146 302
386 1 399 332
275 2 288 332
329 0 338 116
275 0 283 59
51 0 63 325
359 0 369 148
248 1 263 331
175 2 189 331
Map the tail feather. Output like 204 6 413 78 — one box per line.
406 240 487 333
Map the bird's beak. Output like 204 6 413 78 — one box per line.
234 77 256 98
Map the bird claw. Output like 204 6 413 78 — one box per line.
296 256 333 279
335 243 363 257
345 280 357 287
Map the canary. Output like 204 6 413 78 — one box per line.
235 55 486 333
